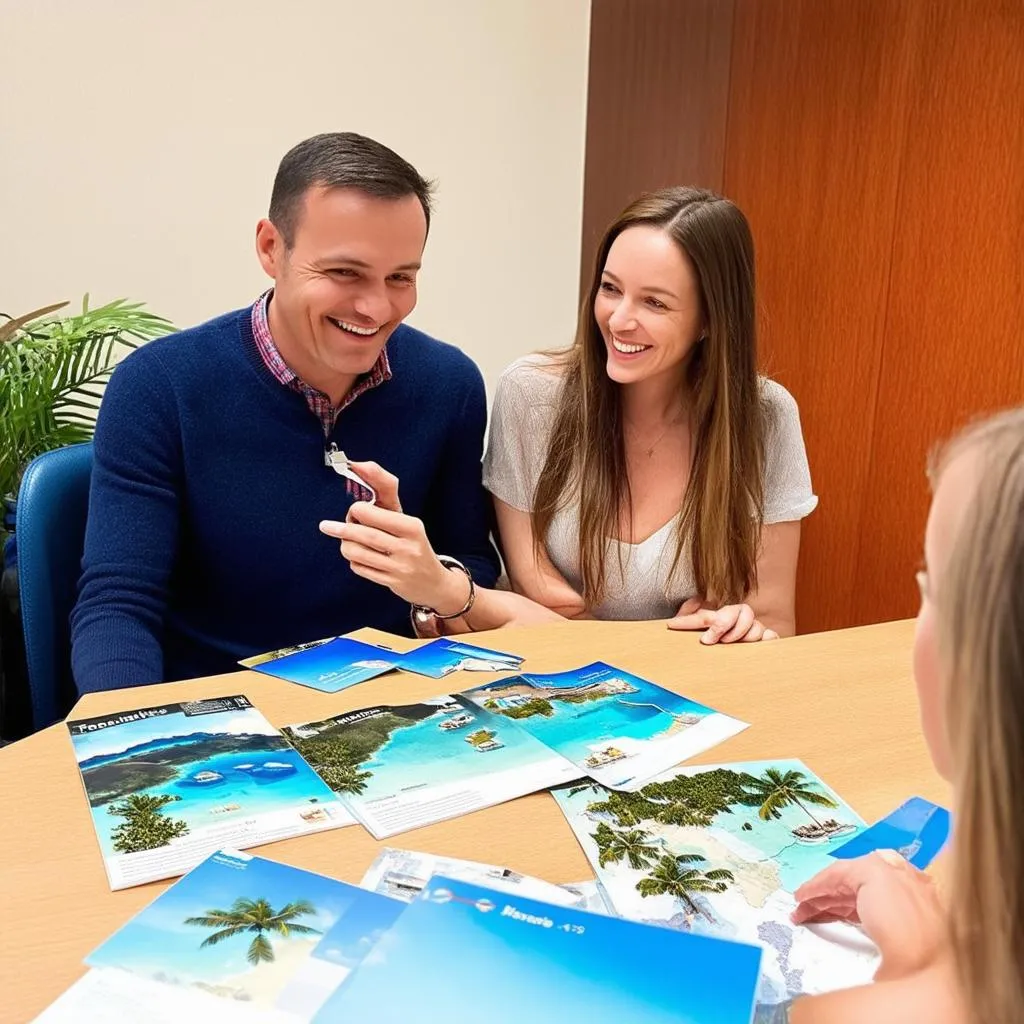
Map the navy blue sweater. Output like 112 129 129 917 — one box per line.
71 308 499 693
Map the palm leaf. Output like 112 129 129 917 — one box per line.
196 925 251 948
246 933 275 966
0 295 173 503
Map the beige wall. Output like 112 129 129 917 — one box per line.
0 0 590 399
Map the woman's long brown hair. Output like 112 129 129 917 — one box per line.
931 409 1024 1023
532 187 765 606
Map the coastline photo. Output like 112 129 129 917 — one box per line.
68 696 351 889
464 662 748 791
284 694 580 838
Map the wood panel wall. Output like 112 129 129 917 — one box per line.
580 0 735 283
582 0 1024 633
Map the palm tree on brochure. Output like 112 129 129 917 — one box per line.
592 822 660 870
636 854 735 923
184 897 321 965
107 793 190 853
739 768 839 827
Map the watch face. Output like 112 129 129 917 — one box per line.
410 607 443 639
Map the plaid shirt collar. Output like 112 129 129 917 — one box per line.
250 290 392 436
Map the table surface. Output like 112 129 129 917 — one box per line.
0 618 946 1022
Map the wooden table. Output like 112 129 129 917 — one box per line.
0 619 946 1022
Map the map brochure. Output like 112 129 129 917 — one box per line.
242 636 400 693
283 693 581 839
35 849 404 1023
393 638 524 678
551 759 880 1023
830 795 951 869
67 696 352 890
463 661 748 792
312 874 763 1024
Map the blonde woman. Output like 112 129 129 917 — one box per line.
484 187 817 642
790 408 1024 1023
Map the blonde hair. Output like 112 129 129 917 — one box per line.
930 407 1024 1023
532 187 764 606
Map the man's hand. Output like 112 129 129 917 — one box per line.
792 851 948 982
318 461 469 614
667 597 778 643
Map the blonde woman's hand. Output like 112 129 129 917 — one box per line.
792 851 948 981
667 598 779 643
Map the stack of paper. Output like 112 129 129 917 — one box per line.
37 850 763 1024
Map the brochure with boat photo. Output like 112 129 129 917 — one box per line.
463 662 748 792
74 849 404 1021
313 874 762 1024
67 696 352 890
243 636 400 693
393 638 524 678
552 759 878 1021
283 694 581 839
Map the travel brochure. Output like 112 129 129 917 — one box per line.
245 636 400 693
551 759 881 1023
359 846 610 912
394 637 524 677
283 693 581 838
240 634 524 691
67 696 352 890
37 849 404 1023
463 661 749 791
312 874 763 1024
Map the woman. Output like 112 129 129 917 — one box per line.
790 409 1024 1023
483 187 816 641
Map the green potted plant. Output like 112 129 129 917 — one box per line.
1 296 174 530
0 296 174 738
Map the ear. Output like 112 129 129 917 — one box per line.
255 218 285 279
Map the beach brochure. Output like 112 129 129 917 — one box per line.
360 846 592 909
830 795 951 869
283 693 581 839
67 696 352 890
394 637 524 678
313 874 762 1024
463 661 748 792
552 759 880 1022
37 849 405 1023
242 636 400 693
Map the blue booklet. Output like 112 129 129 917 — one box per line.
313 874 762 1023
85 849 404 1019
246 636 400 693
395 638 524 678
830 795 951 869
464 662 748 792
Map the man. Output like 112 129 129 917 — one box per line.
71 132 500 694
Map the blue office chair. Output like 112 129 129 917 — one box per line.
15 442 93 731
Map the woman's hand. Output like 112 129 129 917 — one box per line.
667 598 779 643
319 461 470 615
792 851 948 982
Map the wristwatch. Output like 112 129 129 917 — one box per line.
410 556 476 638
